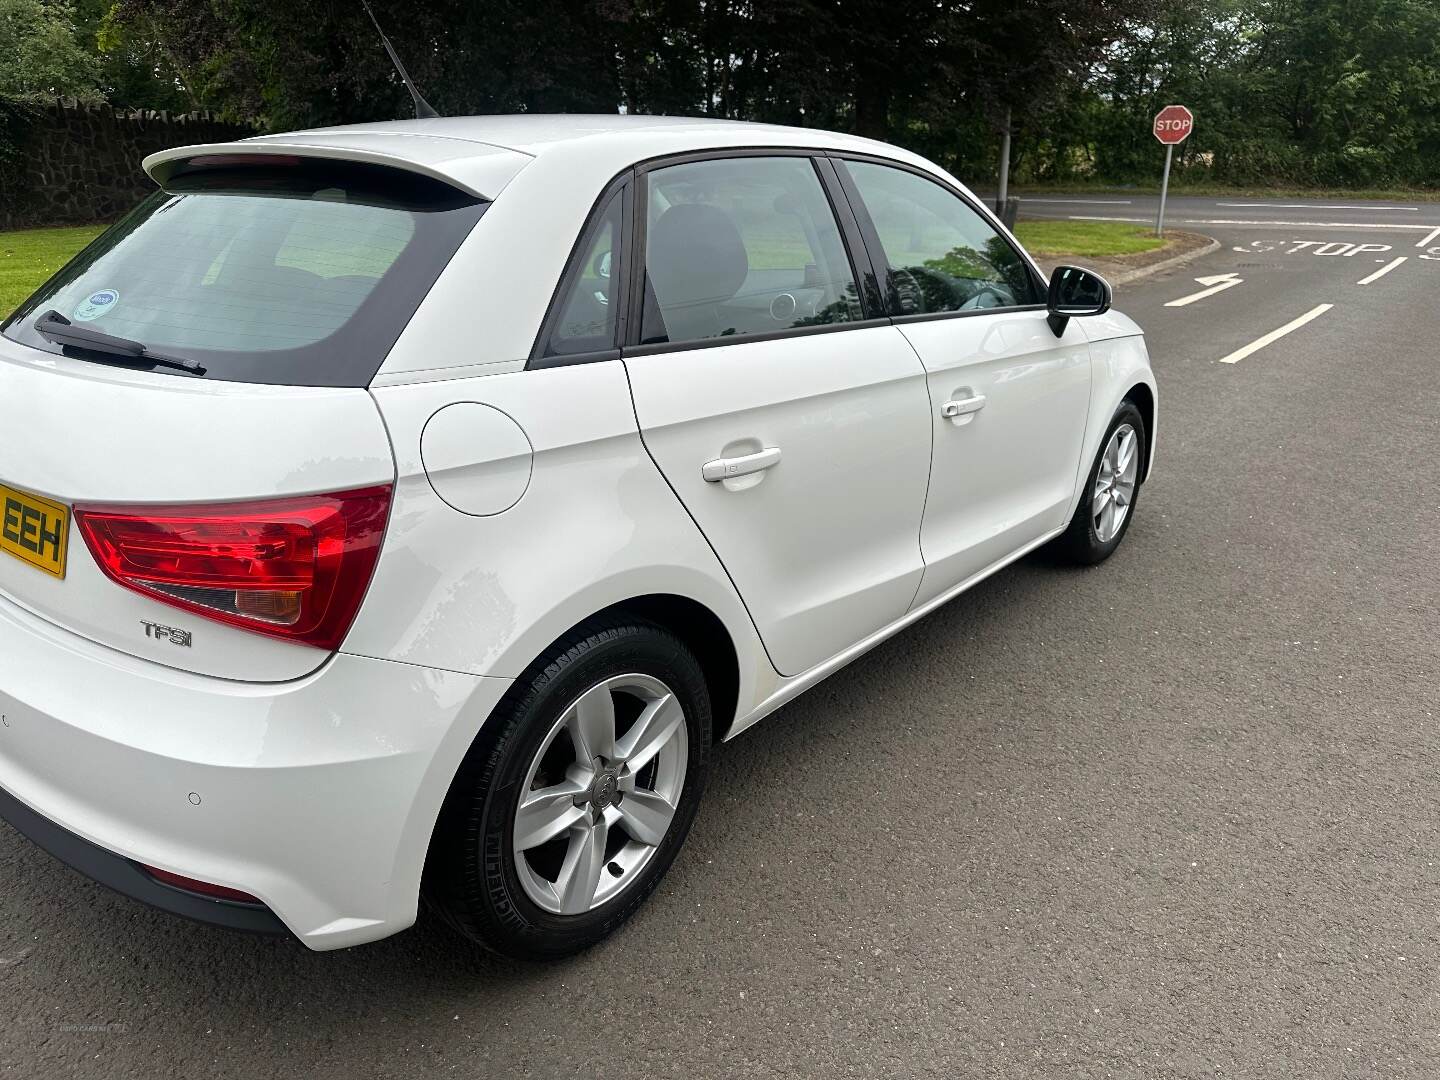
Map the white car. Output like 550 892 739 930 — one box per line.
0 115 1154 958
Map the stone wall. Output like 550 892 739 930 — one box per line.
0 99 255 229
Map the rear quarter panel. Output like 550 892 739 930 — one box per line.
347 360 775 726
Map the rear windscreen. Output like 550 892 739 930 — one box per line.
2 160 487 386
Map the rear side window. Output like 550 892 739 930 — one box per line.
640 156 864 346
541 186 623 357
843 161 1041 315
2 160 486 387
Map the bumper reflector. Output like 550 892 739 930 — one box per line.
142 865 263 905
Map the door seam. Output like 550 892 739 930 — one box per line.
893 325 937 614
617 358 782 677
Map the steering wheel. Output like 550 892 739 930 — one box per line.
957 284 1012 311
890 267 955 315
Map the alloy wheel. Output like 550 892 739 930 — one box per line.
1093 422 1139 544
512 674 689 915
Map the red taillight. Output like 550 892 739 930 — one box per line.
75 486 391 651
143 865 263 905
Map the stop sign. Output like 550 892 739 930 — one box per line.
1153 105 1194 145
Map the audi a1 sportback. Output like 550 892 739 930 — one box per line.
0 115 1155 958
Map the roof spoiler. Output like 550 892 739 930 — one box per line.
143 141 491 198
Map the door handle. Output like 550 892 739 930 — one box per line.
702 446 782 483
940 394 987 419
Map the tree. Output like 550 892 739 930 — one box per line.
0 0 102 101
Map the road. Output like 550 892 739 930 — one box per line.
1014 191 1440 237
4 196 1440 1079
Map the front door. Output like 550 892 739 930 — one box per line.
839 159 1093 606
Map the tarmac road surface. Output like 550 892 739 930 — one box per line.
3 194 1438 1079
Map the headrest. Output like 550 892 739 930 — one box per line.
648 202 749 310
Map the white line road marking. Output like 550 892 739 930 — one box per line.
1069 215 1440 231
1356 256 1408 285
1166 273 1244 307
1218 305 1333 365
1184 219 1435 230
1021 198 1134 205
1216 202 1418 211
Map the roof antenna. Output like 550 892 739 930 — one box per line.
359 0 439 119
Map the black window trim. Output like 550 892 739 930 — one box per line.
829 152 1051 324
623 146 882 356
814 155 886 319
526 144 1058 371
528 171 634 369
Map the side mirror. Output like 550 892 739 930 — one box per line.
1046 265 1112 336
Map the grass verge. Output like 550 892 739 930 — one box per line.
0 225 105 316
1013 220 1165 259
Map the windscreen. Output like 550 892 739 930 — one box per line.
2 159 487 386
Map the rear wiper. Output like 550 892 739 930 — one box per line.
34 310 207 376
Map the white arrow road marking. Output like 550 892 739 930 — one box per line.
1357 256 1408 285
1417 226 1440 248
1218 304 1333 365
1165 273 1244 307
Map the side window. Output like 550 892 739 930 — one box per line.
641 156 863 346
543 187 623 357
844 161 1041 315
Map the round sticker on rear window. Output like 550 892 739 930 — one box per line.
73 289 119 322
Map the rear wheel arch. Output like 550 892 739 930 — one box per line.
588 594 740 746
420 592 740 884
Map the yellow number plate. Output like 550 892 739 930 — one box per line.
0 483 68 579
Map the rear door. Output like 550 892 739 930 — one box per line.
837 158 1093 607
617 153 932 677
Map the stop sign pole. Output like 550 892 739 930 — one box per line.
1152 105 1194 237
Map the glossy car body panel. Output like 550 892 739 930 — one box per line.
0 335 393 681
900 311 1093 606
0 587 512 949
1077 318 1158 488
0 115 1156 949
348 360 772 707
625 327 932 676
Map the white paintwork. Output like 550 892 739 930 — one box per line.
347 360 771 693
420 402 533 515
0 586 511 950
898 312 1092 607
0 334 393 681
625 328 933 677
1076 318 1157 487
1 114 1157 950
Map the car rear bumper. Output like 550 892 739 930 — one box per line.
0 590 512 951
0 781 289 934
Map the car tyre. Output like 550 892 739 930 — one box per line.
1052 400 1146 566
425 617 712 960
